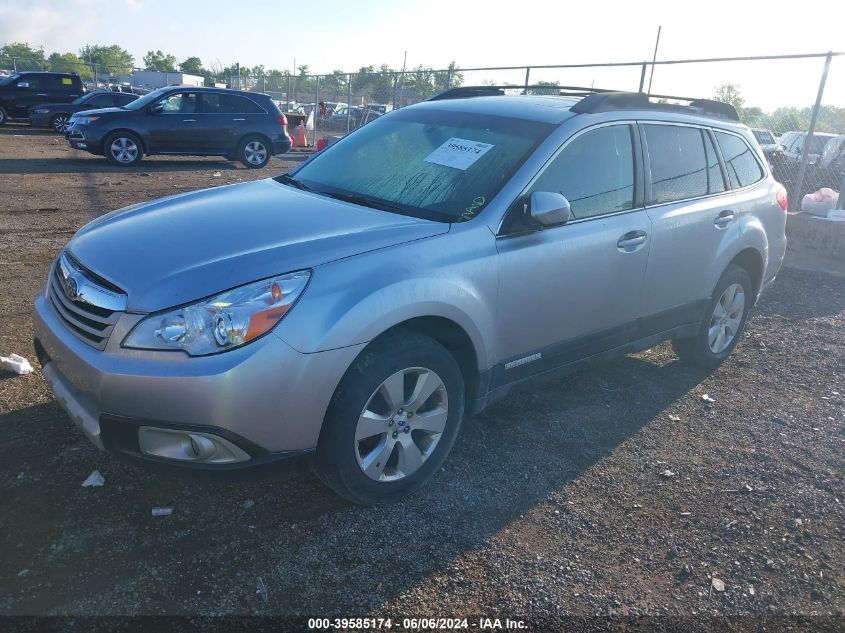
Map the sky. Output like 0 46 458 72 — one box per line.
1 0 844 109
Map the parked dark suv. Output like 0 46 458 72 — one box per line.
65 86 292 168
30 91 139 133
0 72 85 125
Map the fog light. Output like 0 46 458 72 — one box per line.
138 427 250 464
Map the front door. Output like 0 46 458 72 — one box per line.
495 123 651 383
147 91 203 153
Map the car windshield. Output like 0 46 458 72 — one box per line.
810 135 834 155
121 87 170 111
753 130 775 145
282 108 554 222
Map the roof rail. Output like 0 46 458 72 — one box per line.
570 91 739 121
427 84 619 101
427 85 740 121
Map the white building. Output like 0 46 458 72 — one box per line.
118 70 204 90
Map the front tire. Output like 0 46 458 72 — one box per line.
316 332 466 505
105 131 143 166
672 264 753 369
238 135 270 168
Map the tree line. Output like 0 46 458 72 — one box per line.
0 42 463 103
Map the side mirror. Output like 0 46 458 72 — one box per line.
529 191 571 226
16 81 29 89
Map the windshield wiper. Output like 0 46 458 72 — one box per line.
276 173 311 191
319 191 406 213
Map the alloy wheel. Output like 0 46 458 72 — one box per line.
708 283 745 353
244 141 267 165
52 115 69 133
354 367 448 482
110 137 138 164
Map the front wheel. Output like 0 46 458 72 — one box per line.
104 131 143 166
50 113 70 133
316 332 465 505
672 264 753 369
238 136 270 168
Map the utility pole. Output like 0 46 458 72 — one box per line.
647 26 661 94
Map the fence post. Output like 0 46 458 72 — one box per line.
446 68 452 91
347 73 352 133
794 52 832 208
638 63 647 92
314 76 319 146
837 169 845 210
392 72 399 110
524 66 531 92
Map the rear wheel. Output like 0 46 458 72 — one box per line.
238 136 270 168
0 106 7 126
105 131 143 166
316 332 465 505
50 113 70 133
672 264 753 369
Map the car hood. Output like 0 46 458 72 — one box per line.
69 106 124 118
67 178 449 312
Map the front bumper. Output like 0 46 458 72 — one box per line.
33 290 364 468
28 113 51 127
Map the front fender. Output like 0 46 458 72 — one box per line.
274 226 499 371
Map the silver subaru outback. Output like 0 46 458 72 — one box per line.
33 89 787 504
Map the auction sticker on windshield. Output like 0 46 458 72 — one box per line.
424 138 494 170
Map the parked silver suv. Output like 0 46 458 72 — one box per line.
33 89 787 504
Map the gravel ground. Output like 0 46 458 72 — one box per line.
0 125 843 630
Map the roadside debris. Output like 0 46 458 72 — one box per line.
711 578 726 593
243 499 255 509
668 414 681 421
1 353 33 375
702 394 717 402
81 470 105 487
151 506 173 517
660 469 676 479
256 576 269 603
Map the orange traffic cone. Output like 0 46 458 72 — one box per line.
295 123 308 147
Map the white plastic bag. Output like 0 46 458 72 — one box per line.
801 188 839 216
0 354 33 375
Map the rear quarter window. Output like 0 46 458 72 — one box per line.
715 132 765 188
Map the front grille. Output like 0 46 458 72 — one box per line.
48 255 126 350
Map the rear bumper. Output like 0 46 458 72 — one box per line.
33 289 364 469
272 138 292 155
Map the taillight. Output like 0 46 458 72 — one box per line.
776 186 788 212
278 114 288 126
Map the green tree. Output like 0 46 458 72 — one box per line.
0 42 45 70
434 61 463 91
351 65 375 95
179 56 203 75
80 44 134 75
714 82 745 110
319 70 349 100
143 49 177 72
370 64 394 104
47 52 92 79
532 80 560 95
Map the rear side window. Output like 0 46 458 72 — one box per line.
715 132 764 188
531 124 635 220
202 93 265 114
644 124 709 204
87 94 115 108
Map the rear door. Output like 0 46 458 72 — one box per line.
638 122 736 330
146 91 202 153
495 123 652 382
48 74 81 103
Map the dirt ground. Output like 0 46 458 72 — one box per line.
0 125 843 630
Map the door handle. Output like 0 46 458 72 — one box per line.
617 231 647 250
36 93 48 97
232 118 246 122
714 210 735 227
182 118 197 123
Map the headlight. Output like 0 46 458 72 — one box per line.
123 271 310 356
33 108 49 114
75 115 98 125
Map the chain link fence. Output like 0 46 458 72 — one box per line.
2 52 843 208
